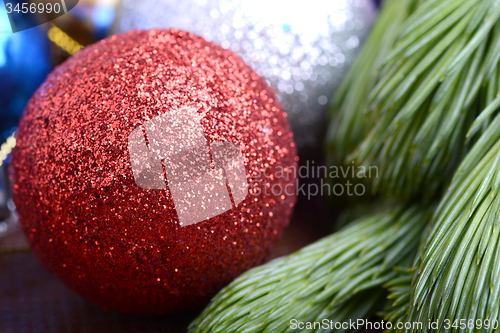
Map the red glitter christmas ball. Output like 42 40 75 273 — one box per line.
11 29 297 314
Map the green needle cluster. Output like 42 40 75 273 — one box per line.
396 113 500 332
328 0 500 201
380 268 413 331
189 206 428 333
327 0 417 167
380 268 412 333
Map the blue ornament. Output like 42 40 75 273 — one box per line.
0 5 52 142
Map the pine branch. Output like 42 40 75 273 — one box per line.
189 205 429 333
328 0 500 202
389 111 500 331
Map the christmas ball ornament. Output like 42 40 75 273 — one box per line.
113 0 377 148
11 29 298 314
0 4 52 142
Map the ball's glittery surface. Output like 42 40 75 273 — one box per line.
11 29 298 314
114 0 376 148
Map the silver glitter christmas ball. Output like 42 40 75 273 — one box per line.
113 0 377 148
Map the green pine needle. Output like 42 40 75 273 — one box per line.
189 206 429 333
